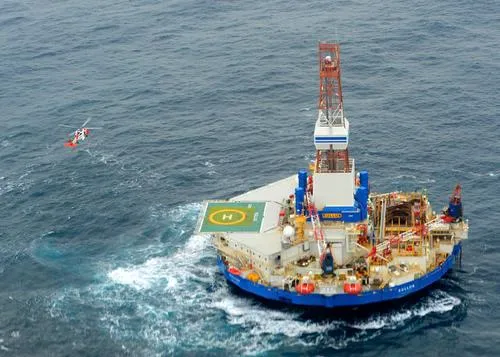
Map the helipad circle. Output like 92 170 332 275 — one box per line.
208 209 247 225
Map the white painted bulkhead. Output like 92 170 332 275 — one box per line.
280 240 318 267
392 255 428 272
312 161 355 209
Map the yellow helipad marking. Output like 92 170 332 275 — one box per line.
208 209 247 225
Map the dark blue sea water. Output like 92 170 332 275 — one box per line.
1 0 499 356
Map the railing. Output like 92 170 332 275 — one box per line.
375 218 439 252
318 104 344 127
316 158 354 174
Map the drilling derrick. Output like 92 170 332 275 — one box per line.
318 43 344 127
315 43 349 174
312 43 358 212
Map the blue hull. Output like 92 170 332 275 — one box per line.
217 243 461 308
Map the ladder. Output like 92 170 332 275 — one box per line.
306 192 325 252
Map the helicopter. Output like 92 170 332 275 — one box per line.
60 118 101 148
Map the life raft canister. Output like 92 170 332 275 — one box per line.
296 282 315 294
228 266 241 276
343 282 362 295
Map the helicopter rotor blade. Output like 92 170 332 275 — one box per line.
59 124 75 128
81 117 92 128
85 127 102 130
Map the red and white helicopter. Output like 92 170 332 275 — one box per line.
60 118 101 148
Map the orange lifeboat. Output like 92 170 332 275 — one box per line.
228 267 241 276
247 271 260 282
343 282 362 295
296 282 315 294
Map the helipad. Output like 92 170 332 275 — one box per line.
198 202 266 233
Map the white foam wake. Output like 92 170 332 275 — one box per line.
212 296 336 338
210 288 461 352
107 232 212 292
349 290 461 330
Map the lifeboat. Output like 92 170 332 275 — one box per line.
228 266 241 275
247 271 260 282
343 282 362 295
296 282 315 294
441 215 455 223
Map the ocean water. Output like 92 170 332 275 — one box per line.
0 0 499 356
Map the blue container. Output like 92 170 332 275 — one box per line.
298 169 308 190
359 171 369 189
295 187 304 214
